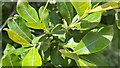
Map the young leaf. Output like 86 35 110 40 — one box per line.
70 0 90 19
76 12 102 30
3 28 30 46
17 0 39 23
22 47 42 66
74 26 113 55
7 15 32 42
38 6 50 24
57 2 73 24
89 2 120 13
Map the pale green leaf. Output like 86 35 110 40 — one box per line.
70 0 91 19
26 22 45 29
89 2 120 13
3 28 30 46
22 47 42 66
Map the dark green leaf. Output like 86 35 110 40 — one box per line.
50 11 59 25
51 46 68 66
57 2 73 24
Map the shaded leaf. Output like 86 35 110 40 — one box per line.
50 11 59 25
57 2 73 24
22 47 42 66
74 26 113 55
80 53 108 66
51 46 68 66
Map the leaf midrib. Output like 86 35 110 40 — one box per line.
22 3 37 23
13 19 32 42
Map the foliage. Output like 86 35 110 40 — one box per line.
1 0 120 67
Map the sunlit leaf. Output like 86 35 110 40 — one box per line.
89 2 120 13
17 0 39 23
70 0 91 19
3 28 30 46
22 47 42 66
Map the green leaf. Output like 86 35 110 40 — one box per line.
74 26 113 55
22 47 42 66
59 49 96 67
75 58 96 66
89 2 120 13
70 0 91 19
2 54 21 66
2 44 21 66
3 28 30 46
80 53 108 66
50 46 68 66
50 11 59 25
38 6 50 24
57 2 73 24
76 12 102 30
12 47 30 55
59 49 79 60
7 15 32 42
32 34 47 44
26 22 45 29
4 44 15 55
17 0 39 23
51 24 65 34
116 12 120 29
